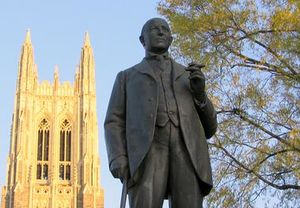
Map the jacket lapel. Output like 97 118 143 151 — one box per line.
135 59 158 81
172 59 186 81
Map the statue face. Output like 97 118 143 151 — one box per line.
140 18 173 54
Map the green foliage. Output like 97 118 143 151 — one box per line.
158 0 300 207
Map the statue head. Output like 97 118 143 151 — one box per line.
139 18 173 54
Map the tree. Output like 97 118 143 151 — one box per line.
158 0 300 207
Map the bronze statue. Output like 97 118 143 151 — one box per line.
104 17 217 208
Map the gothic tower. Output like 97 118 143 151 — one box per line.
1 31 104 208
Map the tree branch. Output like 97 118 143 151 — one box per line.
224 46 296 79
237 29 298 41
256 149 291 166
240 30 297 75
222 4 297 76
213 141 300 190
217 109 300 152
231 63 277 74
232 108 300 152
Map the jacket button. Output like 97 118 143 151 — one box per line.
149 114 153 118
148 98 153 102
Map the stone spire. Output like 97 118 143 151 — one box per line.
17 29 36 92
24 29 31 44
78 32 100 189
83 31 91 47
74 65 80 94
54 65 59 79
79 32 96 95
54 65 60 90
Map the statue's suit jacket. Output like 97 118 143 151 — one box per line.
104 58 217 195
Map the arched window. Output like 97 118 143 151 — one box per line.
59 119 72 180
36 118 50 180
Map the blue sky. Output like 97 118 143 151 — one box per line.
0 0 171 207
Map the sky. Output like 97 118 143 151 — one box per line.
0 0 170 207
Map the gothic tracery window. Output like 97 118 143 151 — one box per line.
36 118 50 180
59 119 72 180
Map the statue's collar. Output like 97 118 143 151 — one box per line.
136 58 185 81
145 51 169 60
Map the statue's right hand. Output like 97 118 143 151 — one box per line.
110 156 129 182
111 166 129 183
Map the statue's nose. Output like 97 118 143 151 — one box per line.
157 28 164 36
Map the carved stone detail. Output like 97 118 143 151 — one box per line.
1 31 104 208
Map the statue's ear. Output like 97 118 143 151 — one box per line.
139 35 145 46
169 36 173 45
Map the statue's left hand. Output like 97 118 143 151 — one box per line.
186 63 206 102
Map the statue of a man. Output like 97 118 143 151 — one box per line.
104 17 217 208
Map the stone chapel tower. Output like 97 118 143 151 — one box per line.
1 31 104 208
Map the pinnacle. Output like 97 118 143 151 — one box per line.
54 65 59 84
84 31 91 46
54 65 59 75
75 65 79 74
24 29 32 44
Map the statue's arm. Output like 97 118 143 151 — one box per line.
104 71 128 176
186 63 217 139
194 96 218 139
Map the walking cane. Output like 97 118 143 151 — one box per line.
120 179 128 208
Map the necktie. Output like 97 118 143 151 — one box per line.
157 55 166 72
